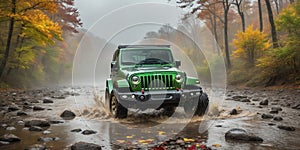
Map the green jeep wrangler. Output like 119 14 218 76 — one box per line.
105 45 209 118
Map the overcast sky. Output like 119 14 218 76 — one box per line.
74 0 183 44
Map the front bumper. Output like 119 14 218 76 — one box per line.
114 88 202 109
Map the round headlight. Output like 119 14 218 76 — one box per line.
176 74 181 81
132 76 139 84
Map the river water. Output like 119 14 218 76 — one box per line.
0 86 299 149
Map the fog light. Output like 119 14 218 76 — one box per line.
190 93 194 96
131 94 135 99
195 92 201 95
140 95 145 100
121 95 128 99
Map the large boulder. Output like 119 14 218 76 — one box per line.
225 128 263 142
71 141 102 150
60 110 76 119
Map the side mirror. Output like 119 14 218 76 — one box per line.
111 61 117 69
175 60 181 68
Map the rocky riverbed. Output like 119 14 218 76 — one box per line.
0 86 299 149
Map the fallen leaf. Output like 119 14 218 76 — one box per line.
183 138 195 142
212 143 221 148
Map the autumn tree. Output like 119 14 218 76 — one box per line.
0 0 62 78
232 25 270 65
257 2 300 85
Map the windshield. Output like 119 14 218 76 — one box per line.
121 49 173 66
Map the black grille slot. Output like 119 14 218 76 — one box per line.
138 74 173 90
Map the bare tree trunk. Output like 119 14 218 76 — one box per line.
265 0 279 48
0 0 16 78
258 0 263 32
223 0 231 68
235 0 245 32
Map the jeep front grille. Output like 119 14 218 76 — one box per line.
139 74 174 90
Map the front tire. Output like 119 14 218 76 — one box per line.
110 94 128 119
184 93 209 116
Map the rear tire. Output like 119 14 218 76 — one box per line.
110 94 128 119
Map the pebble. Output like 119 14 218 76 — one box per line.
6 126 16 131
273 117 283 121
261 114 273 119
71 128 82 132
71 141 102 150
259 99 268 105
43 130 51 134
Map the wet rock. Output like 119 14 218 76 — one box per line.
291 104 300 109
261 114 273 119
25 120 50 127
0 134 21 143
0 141 10 145
225 128 263 142
17 121 24 125
1 124 8 128
71 128 82 132
25 144 46 150
49 120 64 124
82 130 97 135
53 137 60 141
33 106 45 111
259 99 268 105
29 126 43 131
17 111 27 116
43 99 53 103
215 125 223 127
23 105 33 109
42 130 51 134
232 95 247 100
277 125 295 131
229 109 238 115
71 141 102 150
8 105 20 112
30 100 40 103
273 116 283 121
241 98 251 102
38 137 53 142
60 110 76 119
271 107 282 112
269 110 279 114
23 101 31 105
268 123 276 126
252 98 260 101
52 95 66 99
6 126 16 131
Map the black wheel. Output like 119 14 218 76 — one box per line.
195 92 209 116
184 93 209 116
162 106 176 117
110 94 128 119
